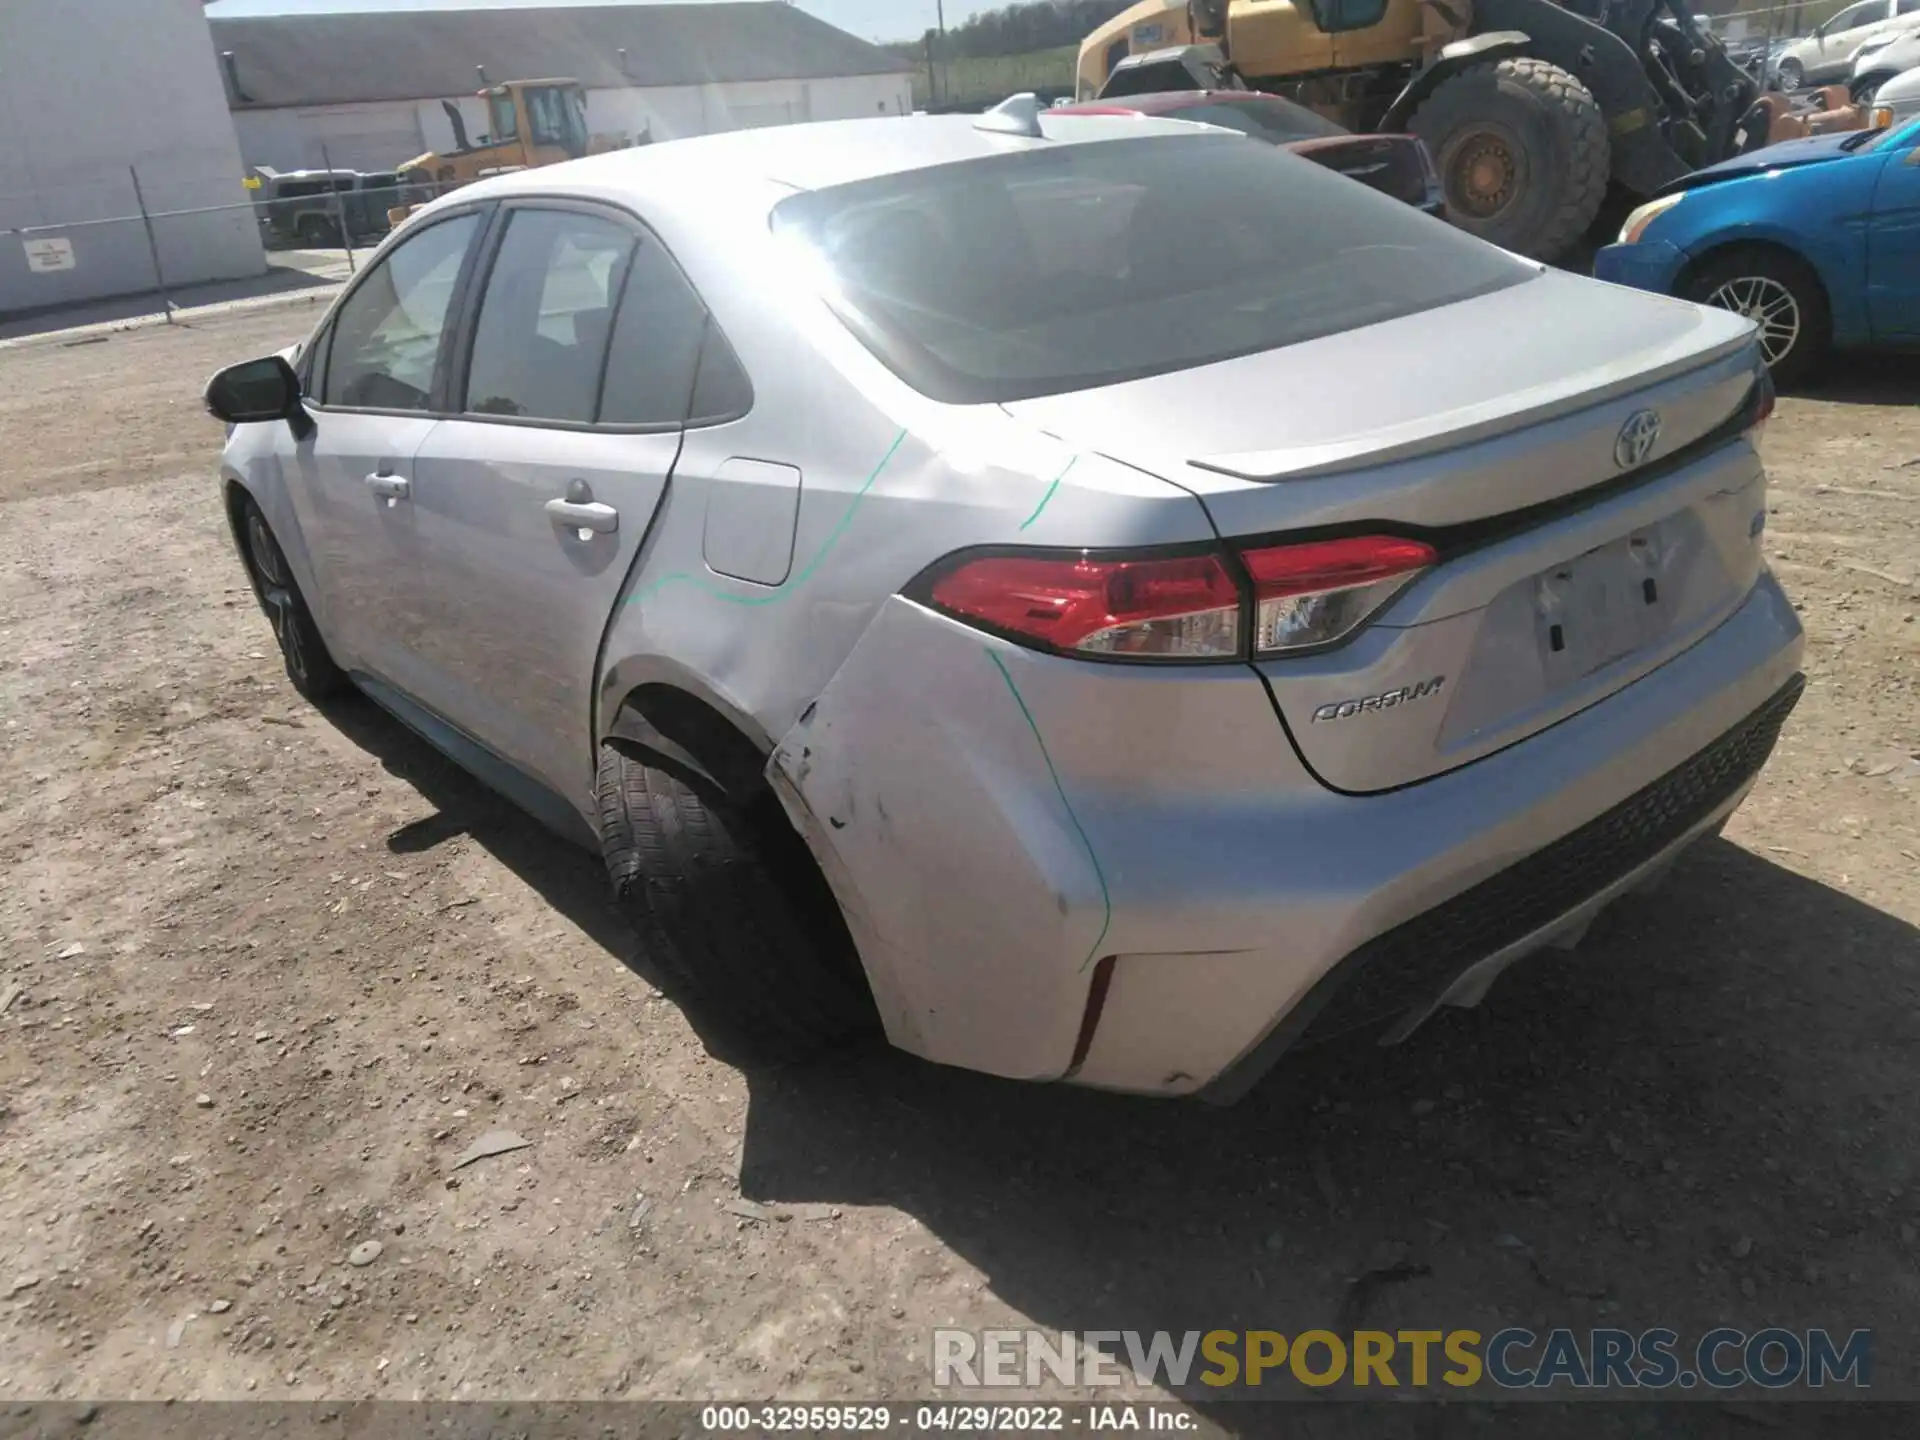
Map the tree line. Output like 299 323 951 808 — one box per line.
885 0 1144 62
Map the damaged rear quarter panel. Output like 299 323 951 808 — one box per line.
769 599 1113 1079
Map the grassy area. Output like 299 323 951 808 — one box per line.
910 45 1079 109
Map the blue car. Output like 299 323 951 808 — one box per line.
1593 118 1920 385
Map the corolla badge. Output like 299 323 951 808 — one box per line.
1615 409 1663 470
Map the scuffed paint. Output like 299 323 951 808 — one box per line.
762 600 1115 1079
1017 454 1079 533
983 648 1111 972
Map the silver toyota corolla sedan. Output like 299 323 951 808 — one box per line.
206 103 1804 1103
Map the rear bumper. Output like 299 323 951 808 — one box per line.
1201 668 1802 1103
773 571 1804 1099
1593 240 1690 295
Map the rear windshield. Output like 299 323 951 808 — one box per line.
771 133 1532 404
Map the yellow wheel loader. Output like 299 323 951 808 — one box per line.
386 78 639 228
1079 0 1767 262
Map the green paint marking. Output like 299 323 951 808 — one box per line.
626 428 909 609
1017 454 1078 532
985 647 1112 973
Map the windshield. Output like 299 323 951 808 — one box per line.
771 133 1531 404
528 84 592 157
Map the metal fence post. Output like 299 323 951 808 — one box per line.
128 166 175 324
321 142 356 275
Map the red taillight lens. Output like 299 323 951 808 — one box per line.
1239 535 1436 655
928 551 1242 659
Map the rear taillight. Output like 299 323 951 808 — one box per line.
917 534 1433 663
1241 535 1436 655
928 551 1242 659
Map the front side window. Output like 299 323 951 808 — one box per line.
464 209 637 423
322 212 479 409
772 133 1530 404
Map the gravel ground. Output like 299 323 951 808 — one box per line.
1 306 1916 1410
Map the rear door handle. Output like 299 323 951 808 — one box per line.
545 498 618 534
364 472 410 500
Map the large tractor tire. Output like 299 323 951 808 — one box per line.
1409 57 1610 263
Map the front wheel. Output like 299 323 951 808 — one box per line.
1683 247 1831 388
1776 58 1804 93
1408 57 1610 262
240 498 347 701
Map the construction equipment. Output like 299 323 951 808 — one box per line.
1077 0 1765 262
386 78 637 227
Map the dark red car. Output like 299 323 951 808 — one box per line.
1054 91 1446 220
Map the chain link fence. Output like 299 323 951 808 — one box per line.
0 148 473 334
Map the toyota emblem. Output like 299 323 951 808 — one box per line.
1615 409 1663 470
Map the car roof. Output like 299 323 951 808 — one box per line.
447 112 1229 206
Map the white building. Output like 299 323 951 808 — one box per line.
0 0 265 315
207 0 917 176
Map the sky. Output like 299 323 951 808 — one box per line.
200 0 996 45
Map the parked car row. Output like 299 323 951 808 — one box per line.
1851 25 1920 102
1768 0 1920 91
206 99 1804 1102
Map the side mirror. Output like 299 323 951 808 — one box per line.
205 354 312 439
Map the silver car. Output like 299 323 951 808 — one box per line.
1870 61 1920 121
206 105 1804 1102
1854 27 1920 104
1770 0 1920 89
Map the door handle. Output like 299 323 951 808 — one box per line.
545 498 618 534
364 472 410 500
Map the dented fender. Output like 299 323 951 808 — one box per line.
767 597 1113 1079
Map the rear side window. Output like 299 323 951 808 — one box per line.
771 133 1530 404
597 241 751 426
464 209 637 422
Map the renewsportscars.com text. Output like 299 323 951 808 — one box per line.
932 1327 1873 1392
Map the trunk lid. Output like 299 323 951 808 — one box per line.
1001 271 1771 792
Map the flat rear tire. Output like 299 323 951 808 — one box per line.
596 744 878 1060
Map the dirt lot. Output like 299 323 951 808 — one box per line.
1 303 1917 1410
